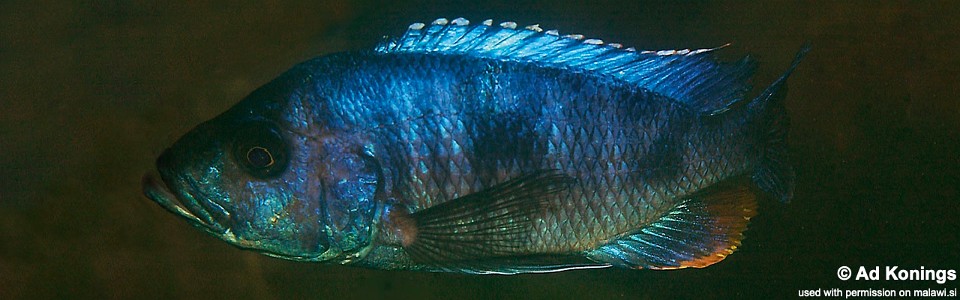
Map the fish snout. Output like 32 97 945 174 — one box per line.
144 148 226 234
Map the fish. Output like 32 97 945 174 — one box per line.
143 18 808 274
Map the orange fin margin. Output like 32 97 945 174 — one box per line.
676 185 757 269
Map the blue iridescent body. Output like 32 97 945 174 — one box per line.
144 18 806 274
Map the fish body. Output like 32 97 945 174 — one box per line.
144 18 806 274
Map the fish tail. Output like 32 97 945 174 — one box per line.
748 44 810 203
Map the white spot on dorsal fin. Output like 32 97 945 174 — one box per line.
524 24 543 32
432 18 448 25
607 43 623 49
642 44 729 56
564 34 584 40
482 19 493 26
409 23 425 30
690 48 712 54
584 39 603 45
545 29 559 36
500 21 517 29
690 43 731 55
451 17 469 26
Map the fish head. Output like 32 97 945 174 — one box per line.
143 66 381 263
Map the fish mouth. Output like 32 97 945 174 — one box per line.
142 172 222 234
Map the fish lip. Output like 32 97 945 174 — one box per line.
142 171 220 233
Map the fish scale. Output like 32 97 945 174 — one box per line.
355 54 706 254
144 18 805 273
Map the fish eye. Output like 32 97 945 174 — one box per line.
232 122 288 179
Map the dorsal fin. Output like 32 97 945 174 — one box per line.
375 18 757 115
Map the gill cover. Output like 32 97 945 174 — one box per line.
316 137 383 263
214 119 331 260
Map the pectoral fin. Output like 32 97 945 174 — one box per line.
399 171 572 264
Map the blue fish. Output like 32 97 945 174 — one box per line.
143 18 807 274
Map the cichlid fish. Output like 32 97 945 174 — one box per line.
143 18 807 274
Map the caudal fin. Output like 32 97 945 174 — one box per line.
749 45 810 203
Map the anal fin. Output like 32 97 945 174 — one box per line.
586 183 758 269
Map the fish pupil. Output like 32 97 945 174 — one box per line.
246 146 274 168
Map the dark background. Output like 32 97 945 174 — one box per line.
2 1 958 299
